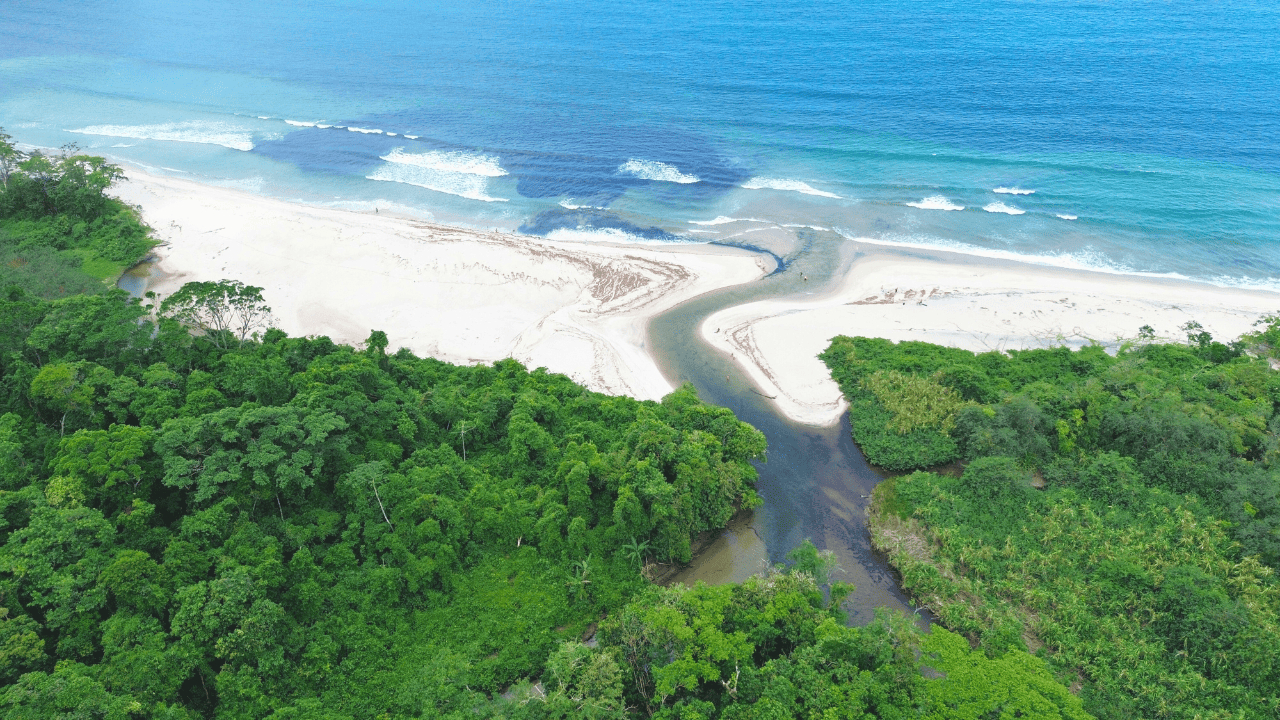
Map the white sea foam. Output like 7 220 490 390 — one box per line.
829 228 1280 290
366 148 509 202
1057 214 1078 220
686 229 718 234
317 199 435 220
689 216 740 226
618 159 700 184
386 132 397 137
741 177 841 199
110 143 135 148
257 116 272 120
404 135 419 139
68 122 259 151
285 120 317 127
209 176 265 193
316 124 333 129
994 187 1035 195
546 227 691 246
780 223 832 231
382 148 507 177
559 200 606 210
984 202 1025 215
906 196 964 211
347 126 384 134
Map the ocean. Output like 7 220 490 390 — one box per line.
3 0 1279 289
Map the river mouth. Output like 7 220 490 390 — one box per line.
121 228 918 623
649 230 920 625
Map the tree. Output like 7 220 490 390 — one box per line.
3 147 125 220
159 280 274 349
0 127 24 189
922 627 1091 720
29 362 97 436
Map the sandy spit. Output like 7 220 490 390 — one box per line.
113 168 768 401
703 244 1280 426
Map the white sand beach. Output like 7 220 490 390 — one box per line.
112 168 769 401
111 169 1280 425
704 245 1280 426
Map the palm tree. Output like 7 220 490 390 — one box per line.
621 536 650 569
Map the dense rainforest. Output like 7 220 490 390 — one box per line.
0 132 1097 718
822 328 1280 719
0 130 155 300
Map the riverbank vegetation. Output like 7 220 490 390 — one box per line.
0 279 771 717
0 281 1092 718
0 133 1092 717
823 331 1280 718
0 129 155 298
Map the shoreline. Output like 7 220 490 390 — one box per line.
111 167 769 402
703 242 1280 427
110 163 1280 433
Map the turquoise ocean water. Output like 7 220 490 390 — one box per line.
3 0 1279 288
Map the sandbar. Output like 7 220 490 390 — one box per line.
112 168 768 401
703 243 1280 426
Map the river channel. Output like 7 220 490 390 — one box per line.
650 231 919 625
120 230 919 625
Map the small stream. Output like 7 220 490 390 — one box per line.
650 231 920 625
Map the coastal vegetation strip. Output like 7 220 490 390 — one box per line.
0 130 157 298
0 128 1093 718
824 332 1280 719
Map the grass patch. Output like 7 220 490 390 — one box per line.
66 246 128 281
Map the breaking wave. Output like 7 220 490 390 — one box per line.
618 159 700 184
366 148 509 202
68 122 260 151
741 177 841 198
984 201 1025 215
906 195 964 211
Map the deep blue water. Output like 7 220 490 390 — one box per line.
3 0 1279 287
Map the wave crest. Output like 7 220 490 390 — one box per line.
741 177 841 199
618 159 700 184
994 186 1035 195
984 202 1025 215
906 196 964 211
68 122 259 151
366 148 509 202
